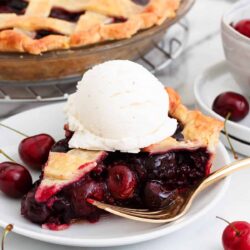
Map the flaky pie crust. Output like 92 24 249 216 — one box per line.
0 0 180 54
144 88 224 154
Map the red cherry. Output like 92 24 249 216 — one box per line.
212 92 249 121
234 19 250 38
18 134 55 170
0 162 32 198
107 164 137 200
222 221 250 250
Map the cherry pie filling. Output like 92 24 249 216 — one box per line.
21 123 211 228
132 0 150 5
0 0 28 14
35 8 86 39
49 8 85 22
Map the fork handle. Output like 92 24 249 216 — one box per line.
199 157 250 191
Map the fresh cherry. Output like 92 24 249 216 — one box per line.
212 92 249 122
143 180 177 210
107 164 137 200
0 123 55 170
19 134 55 170
218 217 250 250
234 19 250 38
0 162 32 198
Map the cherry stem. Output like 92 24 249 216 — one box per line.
224 113 238 160
216 216 241 237
1 224 13 250
0 123 28 138
0 149 15 163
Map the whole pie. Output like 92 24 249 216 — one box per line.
0 0 180 54
21 87 223 230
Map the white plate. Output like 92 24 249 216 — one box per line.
0 103 231 247
194 61 250 156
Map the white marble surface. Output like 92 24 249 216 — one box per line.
1 1 250 250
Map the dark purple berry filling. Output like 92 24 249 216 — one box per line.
51 138 70 153
132 0 150 5
21 144 210 227
49 7 85 22
35 30 63 40
21 182 50 224
0 0 28 14
104 149 210 190
111 17 128 24
143 180 178 210
172 122 184 141
21 121 208 227
34 8 86 39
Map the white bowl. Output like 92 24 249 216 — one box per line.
221 0 250 94
194 61 250 156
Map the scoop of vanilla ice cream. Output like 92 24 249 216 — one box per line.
65 60 177 153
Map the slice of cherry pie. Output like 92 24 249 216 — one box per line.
21 87 223 229
0 0 180 54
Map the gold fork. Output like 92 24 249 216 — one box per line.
88 158 250 223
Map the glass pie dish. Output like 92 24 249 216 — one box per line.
0 0 194 83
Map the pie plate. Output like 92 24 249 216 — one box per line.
194 61 250 157
0 103 231 247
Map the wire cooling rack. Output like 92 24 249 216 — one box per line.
0 19 189 103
